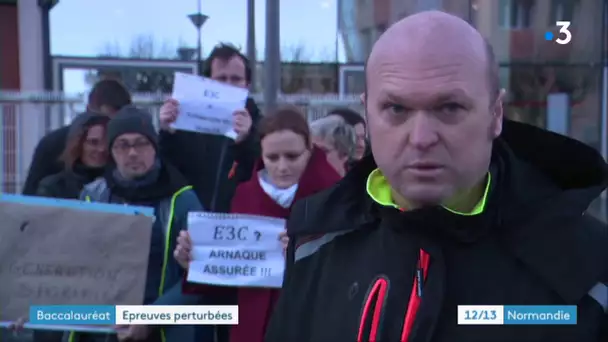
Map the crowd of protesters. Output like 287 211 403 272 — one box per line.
7 10 608 342
9 43 365 342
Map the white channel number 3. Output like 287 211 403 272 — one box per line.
555 21 572 45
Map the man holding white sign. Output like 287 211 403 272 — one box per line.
170 72 249 140
159 43 261 214
161 43 261 342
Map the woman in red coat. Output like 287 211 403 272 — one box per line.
174 106 343 342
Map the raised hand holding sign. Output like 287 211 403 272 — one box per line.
169 72 249 140
186 212 286 288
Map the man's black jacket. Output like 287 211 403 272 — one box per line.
22 126 69 195
159 97 261 212
266 120 608 342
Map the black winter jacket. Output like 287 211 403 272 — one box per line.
159 97 261 212
266 120 608 342
22 111 109 195
36 164 104 199
22 126 69 195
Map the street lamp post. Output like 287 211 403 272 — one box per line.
264 0 280 112
246 0 256 92
188 1 209 75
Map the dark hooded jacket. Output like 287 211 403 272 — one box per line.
36 112 109 199
22 125 69 195
159 98 261 212
266 120 608 342
73 161 206 342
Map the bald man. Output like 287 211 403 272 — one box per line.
265 11 608 342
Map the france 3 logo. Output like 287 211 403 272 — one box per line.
544 21 572 45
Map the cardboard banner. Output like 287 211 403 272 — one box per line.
0 194 154 323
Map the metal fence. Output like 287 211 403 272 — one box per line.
0 91 362 194
2 91 608 222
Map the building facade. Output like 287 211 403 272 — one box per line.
338 0 608 152
0 0 52 193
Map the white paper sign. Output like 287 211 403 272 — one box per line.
186 212 286 288
170 72 249 139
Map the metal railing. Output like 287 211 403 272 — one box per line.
0 91 362 194
2 91 607 222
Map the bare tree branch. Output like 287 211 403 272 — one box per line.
280 43 312 93
128 34 155 58
98 41 122 57
281 43 313 62
87 34 183 92
316 47 336 62
97 34 178 59
157 40 176 59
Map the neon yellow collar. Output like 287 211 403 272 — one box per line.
366 169 491 215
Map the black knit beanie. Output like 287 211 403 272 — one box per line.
106 106 158 150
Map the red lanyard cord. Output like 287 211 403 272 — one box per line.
227 161 238 179
400 249 430 342
357 277 389 342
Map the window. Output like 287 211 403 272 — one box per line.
377 24 387 34
499 0 535 29
549 0 577 24
359 28 373 55
375 24 387 40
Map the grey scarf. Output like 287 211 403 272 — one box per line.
112 159 161 189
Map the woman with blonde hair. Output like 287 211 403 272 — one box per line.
310 115 357 177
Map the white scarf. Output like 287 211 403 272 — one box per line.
258 169 299 208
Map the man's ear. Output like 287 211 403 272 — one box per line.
491 88 506 138
360 92 366 106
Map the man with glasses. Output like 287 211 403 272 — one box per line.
77 106 208 342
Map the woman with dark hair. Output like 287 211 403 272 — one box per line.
36 112 110 199
23 79 131 195
173 106 342 342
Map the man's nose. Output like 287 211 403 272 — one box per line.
408 113 439 150
127 147 138 157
